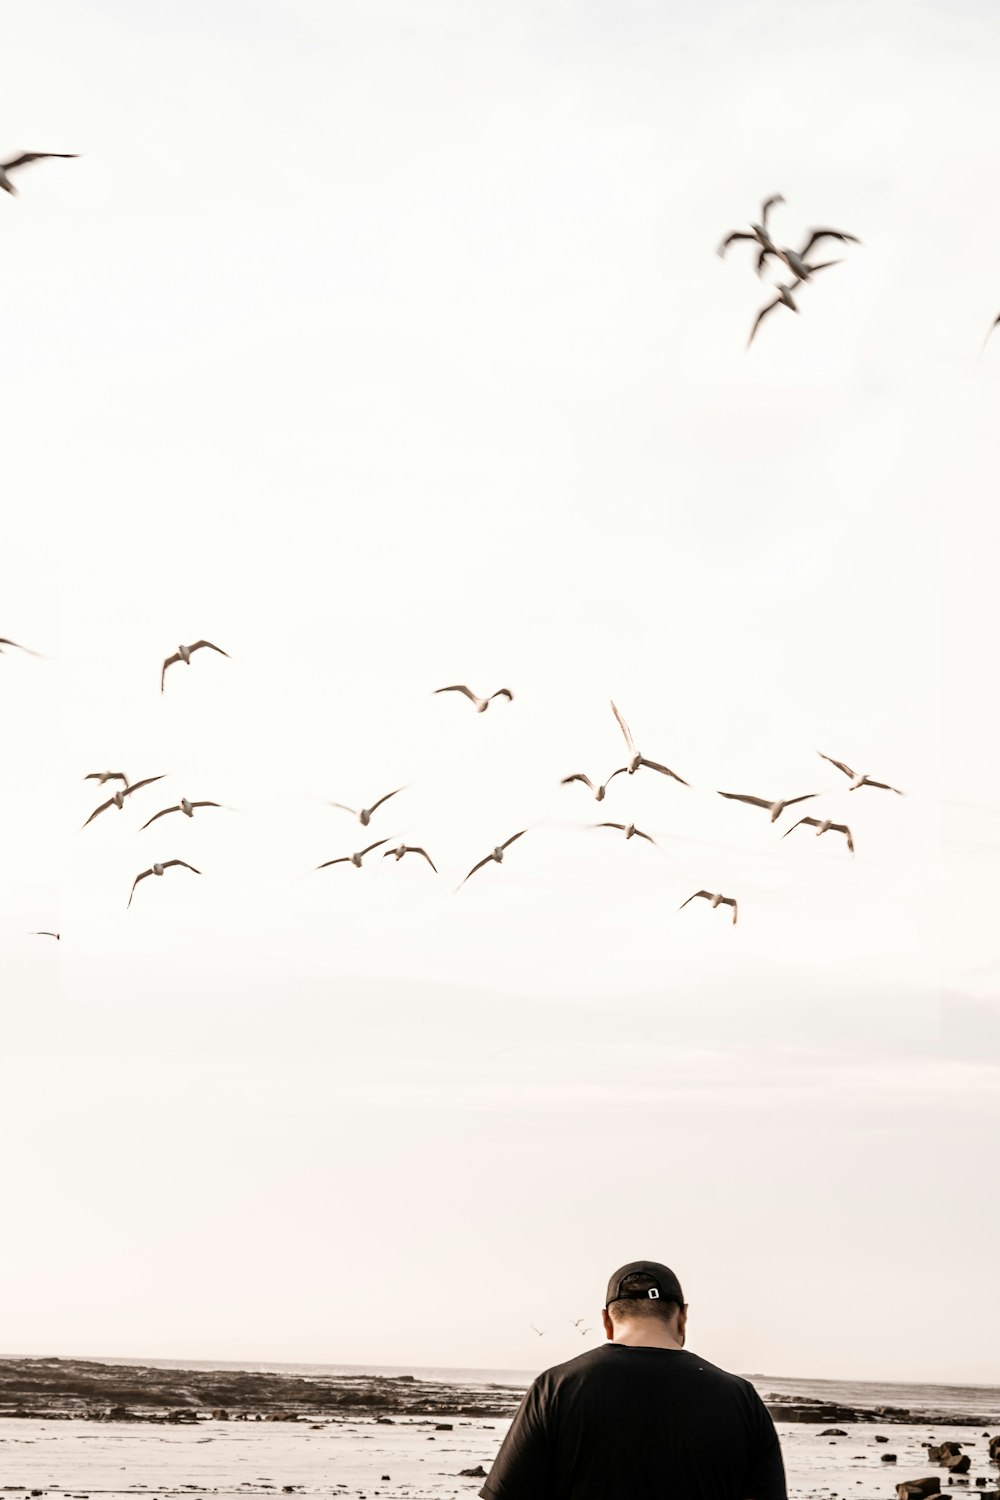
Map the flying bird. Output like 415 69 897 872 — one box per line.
759 228 860 280
747 265 841 348
560 770 624 801
782 817 854 854
383 844 437 872
717 791 817 823
459 831 526 888
128 859 201 908
529 1325 546 1337
85 770 130 788
434 684 513 712
140 798 222 830
594 821 656 845
982 312 1000 353
570 1319 586 1328
329 787 405 826
0 152 78 196
161 640 229 692
678 890 738 924
31 931 60 940
0 637 42 656
818 753 903 794
82 775 166 829
578 1327 594 1337
316 840 389 871
717 194 784 260
610 701 688 784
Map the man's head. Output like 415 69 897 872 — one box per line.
601 1261 688 1347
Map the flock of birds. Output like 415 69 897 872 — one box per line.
2 157 1000 349
6 633 906 934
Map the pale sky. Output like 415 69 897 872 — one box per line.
1 0 998 1384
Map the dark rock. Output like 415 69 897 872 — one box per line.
375 1418 394 1425
945 1456 972 1475
990 1437 1000 1463
822 1429 849 1437
882 1455 898 1462
898 1481 946 1499
458 1468 487 1479
435 1423 453 1431
877 1436 890 1442
211 1410 228 1422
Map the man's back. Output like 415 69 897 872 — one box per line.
481 1344 787 1500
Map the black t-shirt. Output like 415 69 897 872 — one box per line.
480 1345 787 1500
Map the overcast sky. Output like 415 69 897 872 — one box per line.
2 0 998 1385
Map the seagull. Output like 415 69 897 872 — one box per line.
529 1325 546 1337
0 152 78 196
717 194 784 260
982 312 1000 353
570 1319 586 1328
818 753 903 794
382 844 437 872
560 770 624 801
610 701 688 784
434 684 513 712
578 1327 594 1337
161 640 229 692
759 228 860 280
31 931 60 940
328 787 405 826
82 775 166 829
747 265 841 348
459 831 526 888
140 798 222 830
717 791 818 823
128 859 201 908
84 770 130 788
782 816 854 854
0 637 42 656
678 890 738 924
594 821 656 845
316 840 389 871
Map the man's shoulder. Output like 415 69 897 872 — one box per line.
533 1348 765 1401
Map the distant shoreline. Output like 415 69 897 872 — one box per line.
1 1356 997 1427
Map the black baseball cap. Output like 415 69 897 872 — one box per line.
605 1260 685 1309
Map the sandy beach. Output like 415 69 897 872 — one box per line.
1 1360 998 1500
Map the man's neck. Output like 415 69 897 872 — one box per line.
610 1327 684 1351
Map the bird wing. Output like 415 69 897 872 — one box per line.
368 787 404 814
500 830 526 851
161 653 181 690
604 766 628 784
760 193 784 225
162 860 201 874
747 296 781 347
610 700 635 753
781 817 820 838
190 801 222 811
561 773 595 790
489 688 514 702
595 822 626 831
127 869 153 907
190 640 230 658
31 931 60 938
0 637 43 655
639 757 689 785
316 857 350 869
756 245 779 276
140 806 179 830
718 792 770 808
360 839 390 858
782 793 817 808
799 229 860 257
411 847 438 872
722 897 738 924
982 314 1000 353
459 856 493 886
802 258 844 276
1 152 79 171
678 891 712 910
818 752 855 779
328 802 359 815
716 230 756 256
122 775 166 799
81 795 116 828
434 684 477 701
833 824 855 852
863 780 903 795
633 828 656 844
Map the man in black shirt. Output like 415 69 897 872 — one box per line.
481 1259 787 1500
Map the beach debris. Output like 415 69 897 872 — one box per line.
678 890 738 925
781 816 855 855
610 700 688 784
82 775 166 829
328 787 405 826
128 860 201 908
161 639 230 692
433 684 513 712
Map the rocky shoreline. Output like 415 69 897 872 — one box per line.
0 1358 995 1429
